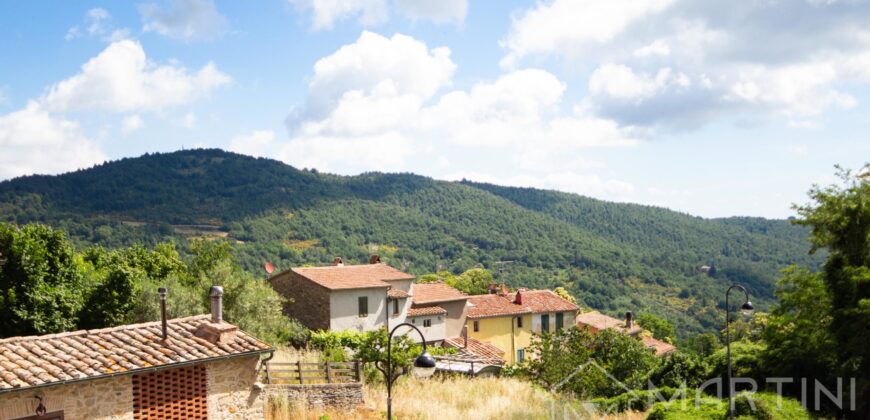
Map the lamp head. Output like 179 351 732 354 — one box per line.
741 301 755 317
412 351 437 379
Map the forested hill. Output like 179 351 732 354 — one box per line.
0 149 822 336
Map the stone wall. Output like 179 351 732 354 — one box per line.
265 383 364 410
0 375 133 420
269 270 331 330
206 355 266 419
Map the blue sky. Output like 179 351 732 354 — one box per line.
0 0 867 218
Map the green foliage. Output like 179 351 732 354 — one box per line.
644 392 811 420
646 397 726 420
0 149 823 336
637 313 676 341
792 164 870 414
706 341 766 383
589 387 684 414
682 333 721 358
733 392 812 420
553 286 577 304
650 351 710 389
0 223 86 335
516 328 660 399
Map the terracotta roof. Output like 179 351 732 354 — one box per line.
411 283 468 304
509 290 579 313
289 263 415 290
407 306 447 317
387 288 411 299
466 294 530 319
576 311 643 336
0 315 271 394
641 336 677 356
444 337 505 365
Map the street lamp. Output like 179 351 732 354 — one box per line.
386 322 436 420
725 283 754 420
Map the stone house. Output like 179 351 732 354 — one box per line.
576 310 676 356
269 257 415 333
0 287 272 420
407 283 469 343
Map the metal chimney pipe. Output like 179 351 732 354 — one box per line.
625 311 633 329
158 287 168 340
210 286 224 323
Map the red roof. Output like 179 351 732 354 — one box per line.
407 306 447 317
641 336 677 356
411 283 468 304
466 294 530 319
509 290 579 313
576 311 643 336
289 263 415 290
444 337 505 365
387 288 411 298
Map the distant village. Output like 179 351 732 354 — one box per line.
0 256 674 419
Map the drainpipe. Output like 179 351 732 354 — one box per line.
158 287 168 340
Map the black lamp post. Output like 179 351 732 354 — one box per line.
725 284 754 420
386 322 436 420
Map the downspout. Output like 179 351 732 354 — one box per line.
511 316 515 364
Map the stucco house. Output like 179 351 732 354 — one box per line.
269 257 415 333
576 310 676 356
0 287 272 420
407 283 469 344
465 288 579 364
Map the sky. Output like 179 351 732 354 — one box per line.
0 0 868 219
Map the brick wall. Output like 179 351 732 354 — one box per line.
269 270 331 330
264 383 364 411
0 375 134 420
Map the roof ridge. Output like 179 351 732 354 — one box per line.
0 314 212 344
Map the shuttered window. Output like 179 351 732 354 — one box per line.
556 313 564 331
541 314 550 332
358 296 369 317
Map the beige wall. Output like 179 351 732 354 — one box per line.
0 375 133 420
437 299 469 339
206 355 266 420
406 314 446 342
329 287 392 332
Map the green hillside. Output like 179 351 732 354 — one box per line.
0 149 822 336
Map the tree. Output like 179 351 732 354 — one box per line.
0 223 86 335
353 328 423 386
637 313 675 342
682 333 721 358
554 286 577 304
793 164 870 416
453 268 494 295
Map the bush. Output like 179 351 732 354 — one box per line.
733 392 811 420
646 397 725 420
590 387 684 414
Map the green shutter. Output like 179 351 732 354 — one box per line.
556 313 564 330
541 314 550 332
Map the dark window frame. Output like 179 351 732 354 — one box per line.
393 298 399 315
517 348 525 363
541 314 550 332
473 320 479 332
423 319 432 327
556 312 564 331
358 296 369 317
517 316 524 328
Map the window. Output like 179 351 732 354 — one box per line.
517 348 526 363
473 320 479 332
393 299 399 315
556 313 564 331
358 296 368 317
423 319 432 327
541 314 550 332
517 316 523 328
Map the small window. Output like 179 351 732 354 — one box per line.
517 316 523 328
517 348 526 363
358 296 368 317
423 319 432 327
556 313 564 331
473 320 479 332
393 299 399 315
541 314 550 332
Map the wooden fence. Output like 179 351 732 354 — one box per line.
265 361 363 384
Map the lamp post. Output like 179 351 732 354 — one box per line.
386 322 436 420
725 284 754 420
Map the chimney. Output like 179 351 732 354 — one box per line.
488 283 498 294
369 255 381 264
195 286 238 344
333 257 343 266
625 311 633 329
158 287 168 340
514 289 523 305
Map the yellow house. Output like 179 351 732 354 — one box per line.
466 289 579 364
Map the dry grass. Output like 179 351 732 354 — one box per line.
271 346 322 364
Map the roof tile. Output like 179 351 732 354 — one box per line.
288 263 415 290
411 283 468 304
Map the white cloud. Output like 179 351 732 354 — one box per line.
66 8 130 42
41 39 230 113
121 114 143 134
633 39 670 57
500 0 674 68
264 32 638 196
139 0 228 41
228 130 277 158
289 0 389 30
181 111 197 128
589 64 690 102
395 0 466 24
0 102 107 180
